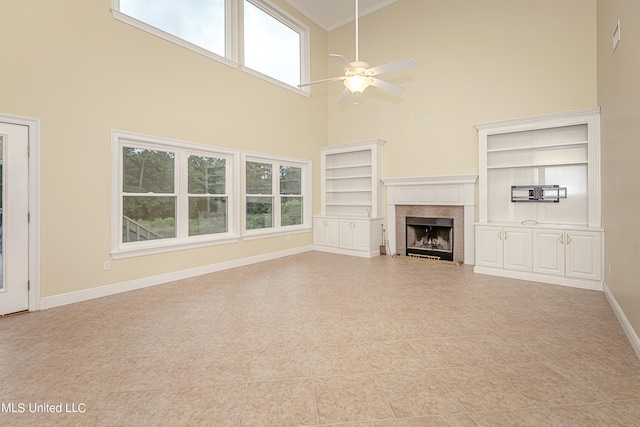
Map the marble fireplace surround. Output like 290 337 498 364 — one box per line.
381 175 478 265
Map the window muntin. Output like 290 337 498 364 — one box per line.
243 153 310 236
112 131 238 258
243 0 301 88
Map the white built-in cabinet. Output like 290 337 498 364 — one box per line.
313 140 384 258
474 108 604 290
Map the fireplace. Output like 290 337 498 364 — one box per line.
406 217 454 261
381 175 478 264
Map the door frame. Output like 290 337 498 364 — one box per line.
0 113 40 311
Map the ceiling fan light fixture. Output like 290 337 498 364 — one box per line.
344 75 372 94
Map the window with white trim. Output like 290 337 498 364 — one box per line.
243 0 307 89
243 152 311 236
111 0 309 92
112 130 239 258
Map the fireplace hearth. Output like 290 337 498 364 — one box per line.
406 217 454 261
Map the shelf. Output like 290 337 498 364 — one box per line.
325 175 372 180
486 140 587 153
325 163 372 170
487 160 588 169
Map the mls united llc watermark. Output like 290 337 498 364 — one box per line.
2 402 86 414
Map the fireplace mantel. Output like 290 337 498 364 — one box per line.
382 175 478 264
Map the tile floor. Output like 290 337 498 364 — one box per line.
1 251 639 426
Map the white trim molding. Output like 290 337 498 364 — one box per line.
604 283 640 360
382 175 478 264
0 113 41 312
41 245 312 310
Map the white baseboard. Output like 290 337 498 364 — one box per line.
604 282 640 360
473 266 604 291
40 246 312 310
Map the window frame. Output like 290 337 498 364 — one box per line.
111 130 240 259
241 0 310 94
111 0 237 67
110 0 310 95
242 151 311 239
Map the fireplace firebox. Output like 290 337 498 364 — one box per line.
406 217 454 261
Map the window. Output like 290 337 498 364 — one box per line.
243 0 307 89
243 152 310 237
112 130 239 258
111 0 310 92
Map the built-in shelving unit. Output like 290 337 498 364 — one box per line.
474 108 603 290
314 140 384 258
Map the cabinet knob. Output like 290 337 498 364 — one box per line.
504 230 508 240
566 234 572 244
498 230 502 240
559 234 564 244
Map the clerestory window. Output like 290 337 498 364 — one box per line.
111 0 309 93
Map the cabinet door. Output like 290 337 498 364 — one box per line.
566 231 602 280
503 228 532 271
313 218 339 247
325 218 340 247
533 229 565 276
351 220 370 252
475 226 503 268
339 220 355 249
313 218 328 245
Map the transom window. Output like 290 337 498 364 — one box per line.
243 152 310 237
111 0 309 92
112 131 239 258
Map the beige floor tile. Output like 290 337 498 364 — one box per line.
439 366 533 412
181 349 253 386
348 318 405 342
308 344 373 377
471 408 553 426
240 379 316 427
374 370 464 418
249 346 310 381
1 252 638 425
496 362 599 406
313 374 394 424
304 321 357 346
543 402 638 426
362 340 428 372
159 384 245 426
396 413 479 426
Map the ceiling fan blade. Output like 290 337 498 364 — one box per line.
369 77 405 95
298 76 346 88
330 54 356 71
337 88 351 104
367 58 416 76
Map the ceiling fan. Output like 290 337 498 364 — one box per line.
298 0 416 103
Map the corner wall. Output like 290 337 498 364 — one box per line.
597 0 640 346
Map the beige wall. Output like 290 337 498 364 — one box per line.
326 0 598 178
0 0 328 297
597 1 640 336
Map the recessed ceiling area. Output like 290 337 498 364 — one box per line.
284 0 397 31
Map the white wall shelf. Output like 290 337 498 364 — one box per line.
474 107 603 290
314 139 385 257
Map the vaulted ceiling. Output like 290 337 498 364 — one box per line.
284 0 397 31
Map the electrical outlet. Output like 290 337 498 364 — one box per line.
286 235 291 241
104 261 111 271
609 263 612 275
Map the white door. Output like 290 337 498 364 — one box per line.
0 122 29 315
